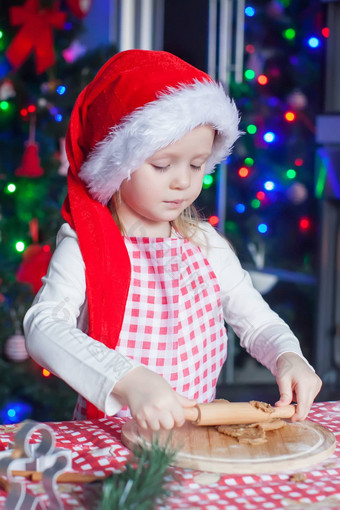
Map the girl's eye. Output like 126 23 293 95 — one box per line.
152 163 202 172
152 165 169 172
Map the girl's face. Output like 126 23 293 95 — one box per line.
116 125 215 237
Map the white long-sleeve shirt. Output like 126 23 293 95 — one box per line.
24 221 310 416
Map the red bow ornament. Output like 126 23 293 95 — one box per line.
6 0 66 75
66 0 93 19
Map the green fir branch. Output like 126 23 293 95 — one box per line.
100 436 176 510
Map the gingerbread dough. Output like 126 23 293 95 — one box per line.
216 400 286 445
249 400 275 414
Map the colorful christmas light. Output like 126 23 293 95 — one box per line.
286 169 296 179
244 157 254 166
225 221 238 232
1 402 32 424
6 183 16 193
251 199 261 209
258 75 268 85
15 241 25 252
202 175 213 189
56 85 66 95
235 203 246 213
209 215 219 226
257 223 268 234
256 191 265 201
245 6 255 17
284 111 296 122
0 100 9 110
264 180 275 191
238 167 250 178
308 37 320 48
245 69 256 80
283 28 295 40
299 217 311 230
247 124 257 134
263 132 275 143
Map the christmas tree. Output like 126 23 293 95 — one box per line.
0 0 117 423
223 0 323 272
194 0 325 371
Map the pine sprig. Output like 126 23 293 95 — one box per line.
100 436 176 510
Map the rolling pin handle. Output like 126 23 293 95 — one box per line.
183 406 200 424
184 401 296 426
275 404 296 419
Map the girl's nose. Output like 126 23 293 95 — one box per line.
170 166 191 189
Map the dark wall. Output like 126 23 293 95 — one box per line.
163 0 209 72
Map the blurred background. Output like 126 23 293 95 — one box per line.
0 0 339 424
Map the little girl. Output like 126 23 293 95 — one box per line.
24 50 321 431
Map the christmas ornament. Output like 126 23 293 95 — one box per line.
3 332 29 362
15 114 44 177
15 143 44 177
0 78 16 101
286 182 308 204
40 78 60 94
37 97 49 108
6 0 66 75
58 137 69 175
66 0 93 19
287 90 308 110
29 217 39 243
62 39 87 63
16 244 52 294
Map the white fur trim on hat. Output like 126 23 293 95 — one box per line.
79 80 241 205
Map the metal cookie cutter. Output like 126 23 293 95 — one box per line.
0 420 72 510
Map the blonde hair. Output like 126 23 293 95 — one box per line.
109 191 208 247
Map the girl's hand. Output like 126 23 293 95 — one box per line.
275 352 322 421
112 366 197 431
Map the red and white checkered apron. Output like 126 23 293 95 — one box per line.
73 235 227 419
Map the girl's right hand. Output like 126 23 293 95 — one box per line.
112 366 197 431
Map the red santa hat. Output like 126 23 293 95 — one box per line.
62 49 241 418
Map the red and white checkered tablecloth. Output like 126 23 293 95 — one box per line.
0 401 339 509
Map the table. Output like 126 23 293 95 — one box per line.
0 401 339 509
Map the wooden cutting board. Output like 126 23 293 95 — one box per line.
121 419 336 474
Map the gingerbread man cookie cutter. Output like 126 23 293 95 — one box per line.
0 420 72 509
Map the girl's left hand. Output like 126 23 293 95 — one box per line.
275 352 322 421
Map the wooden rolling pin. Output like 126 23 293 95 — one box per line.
184 401 296 426
11 470 105 483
